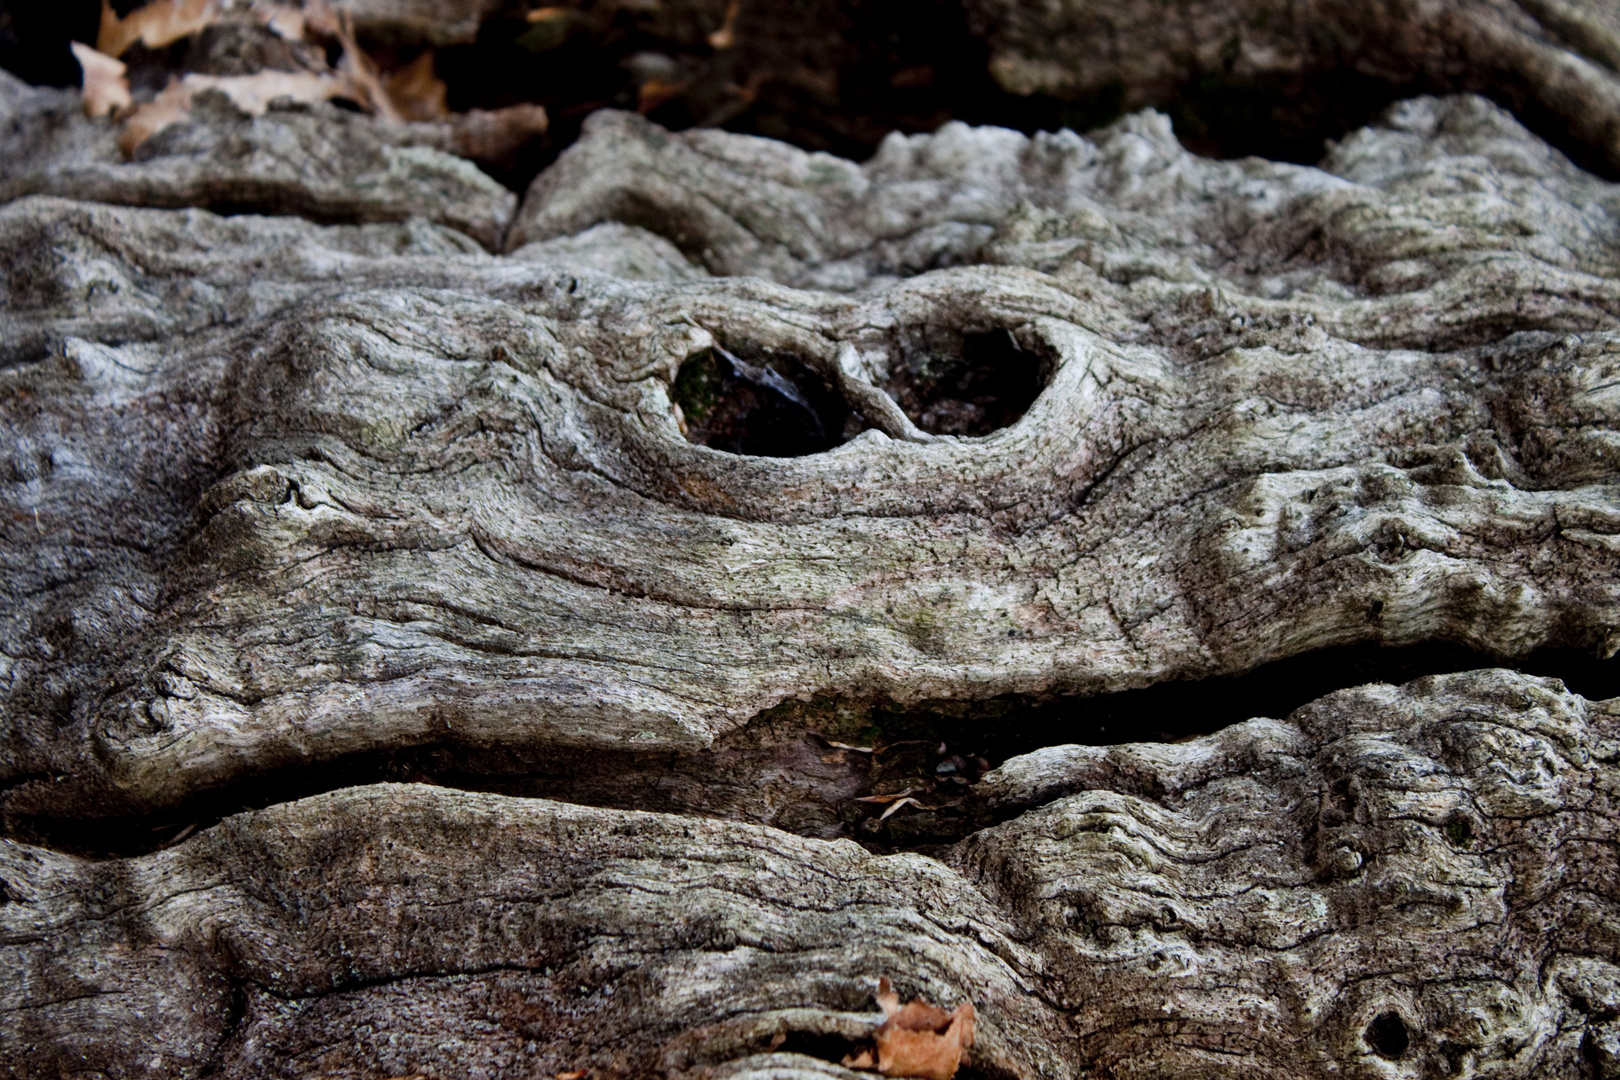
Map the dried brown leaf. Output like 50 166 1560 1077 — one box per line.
637 77 686 114
450 103 549 165
384 51 449 122
843 978 976 1080
118 71 356 155
254 2 307 42
98 0 219 59
117 81 192 156
71 42 132 118
331 11 400 121
300 0 341 38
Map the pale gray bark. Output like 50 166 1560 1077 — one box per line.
0 74 516 248
5 671 1618 1078
2 17 1620 1079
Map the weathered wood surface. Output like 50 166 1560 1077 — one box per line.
2 7 1620 1077
6 672 1620 1078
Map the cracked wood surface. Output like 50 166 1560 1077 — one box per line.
1 13 1620 1077
5 671 1620 1078
2 94 1618 818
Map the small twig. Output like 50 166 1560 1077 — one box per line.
878 797 932 821
872 739 930 753
810 731 874 753
160 823 197 848
855 788 915 804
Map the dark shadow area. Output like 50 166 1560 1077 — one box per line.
963 641 1620 756
1166 69 1417 164
433 0 1134 185
885 327 1052 437
1365 1011 1412 1059
0 0 99 87
772 1031 863 1067
673 344 866 456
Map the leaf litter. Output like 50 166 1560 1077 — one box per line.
76 0 547 164
71 42 131 118
97 0 218 58
843 977 976 1080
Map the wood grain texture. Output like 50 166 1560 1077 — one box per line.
4 671 1618 1078
0 71 516 247
2 20 1620 1076
4 95 1618 818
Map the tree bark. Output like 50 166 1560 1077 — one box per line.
3 10 1620 1078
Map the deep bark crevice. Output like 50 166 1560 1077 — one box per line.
8 642 1611 861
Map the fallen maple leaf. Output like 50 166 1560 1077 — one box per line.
384 51 448 122
843 978 976 1080
98 0 219 59
71 42 132 118
118 70 357 155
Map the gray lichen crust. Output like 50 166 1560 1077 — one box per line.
1 36 1619 1080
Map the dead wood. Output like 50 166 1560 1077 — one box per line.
1 8 1619 1078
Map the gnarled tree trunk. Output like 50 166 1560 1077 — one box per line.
2 5 1620 1078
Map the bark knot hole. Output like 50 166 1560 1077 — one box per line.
673 343 863 457
887 326 1051 436
1365 1011 1411 1059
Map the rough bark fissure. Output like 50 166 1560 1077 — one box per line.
3 7 1620 1076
